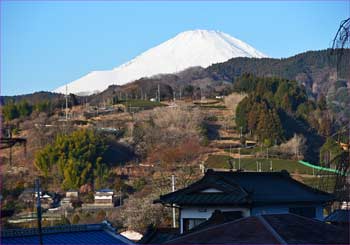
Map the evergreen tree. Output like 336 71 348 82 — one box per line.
17 100 32 117
320 138 344 167
34 129 108 190
2 102 19 121
235 97 251 133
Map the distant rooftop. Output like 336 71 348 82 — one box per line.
96 188 114 193
1 222 133 245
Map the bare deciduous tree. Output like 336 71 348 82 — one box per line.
224 93 247 115
277 134 307 159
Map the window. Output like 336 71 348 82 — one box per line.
183 218 206 232
289 207 316 218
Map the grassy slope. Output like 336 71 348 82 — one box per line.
205 154 315 174
120 99 165 108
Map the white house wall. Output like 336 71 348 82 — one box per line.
95 196 113 200
180 206 250 233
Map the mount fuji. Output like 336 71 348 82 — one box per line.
54 30 267 95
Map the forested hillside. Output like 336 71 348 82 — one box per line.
2 49 348 133
233 74 332 163
207 49 350 97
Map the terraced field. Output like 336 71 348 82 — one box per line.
195 97 339 194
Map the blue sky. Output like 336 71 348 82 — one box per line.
1 1 349 96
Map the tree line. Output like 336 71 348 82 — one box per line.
234 74 345 165
235 74 308 145
2 100 53 121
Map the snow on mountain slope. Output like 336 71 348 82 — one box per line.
54 30 267 95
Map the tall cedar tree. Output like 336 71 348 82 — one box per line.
34 129 108 190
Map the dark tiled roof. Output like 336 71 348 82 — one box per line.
325 209 350 224
97 188 114 192
1 223 133 245
138 227 179 244
156 170 334 206
165 214 349 244
263 213 349 244
156 170 249 205
166 216 279 244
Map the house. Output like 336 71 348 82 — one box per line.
155 169 334 233
40 193 54 209
59 190 79 209
1 221 134 244
19 188 35 204
163 213 349 244
94 189 114 206
60 197 73 209
66 190 79 199
341 201 350 209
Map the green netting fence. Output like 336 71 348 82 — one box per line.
298 160 348 176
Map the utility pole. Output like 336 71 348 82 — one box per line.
35 179 43 245
199 163 205 174
200 88 203 103
270 160 273 172
65 85 68 121
239 147 241 170
119 187 122 206
9 144 12 166
171 175 176 228
267 147 269 160
158 84 161 102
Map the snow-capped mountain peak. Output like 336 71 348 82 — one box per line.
54 30 267 95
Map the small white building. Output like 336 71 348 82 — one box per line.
94 189 114 206
60 197 73 209
66 190 79 199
